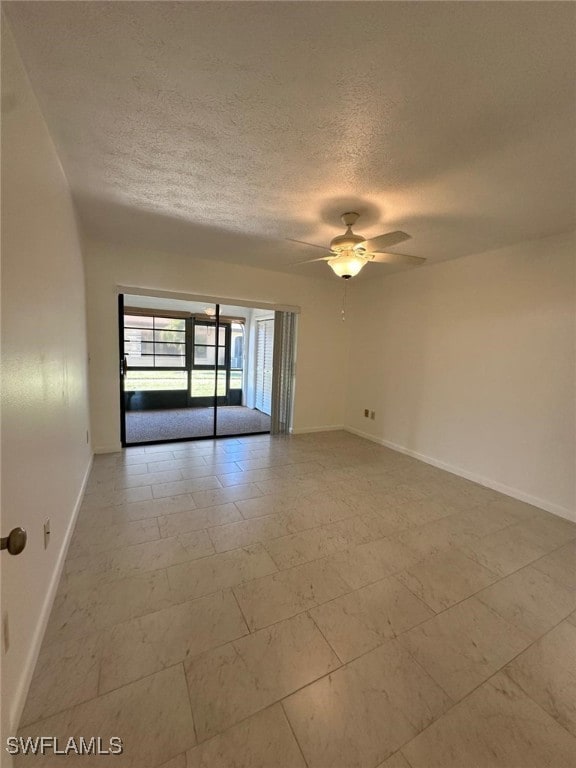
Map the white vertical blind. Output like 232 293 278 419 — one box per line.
255 318 274 415
271 311 297 435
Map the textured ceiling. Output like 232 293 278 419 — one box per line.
4 1 576 279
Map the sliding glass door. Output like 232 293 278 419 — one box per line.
119 296 276 445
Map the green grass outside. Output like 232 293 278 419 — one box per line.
125 370 242 394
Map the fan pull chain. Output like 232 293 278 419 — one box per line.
341 279 348 321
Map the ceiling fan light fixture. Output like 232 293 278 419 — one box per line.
328 251 368 279
287 212 421 277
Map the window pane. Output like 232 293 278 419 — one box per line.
194 347 226 367
154 317 185 332
125 354 154 367
190 370 226 397
154 342 185 357
205 325 226 345
194 324 226 345
194 345 212 365
124 315 153 329
124 370 187 391
230 370 242 390
125 339 150 357
191 370 214 396
230 324 244 369
194 325 209 344
194 347 226 366
154 329 185 344
157 355 186 367
125 328 153 343
136 342 185 358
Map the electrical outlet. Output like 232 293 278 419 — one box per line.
3 613 9 653
364 409 369 418
370 411 376 420
44 519 51 549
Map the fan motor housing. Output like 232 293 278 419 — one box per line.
330 231 366 252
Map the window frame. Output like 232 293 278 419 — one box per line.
123 314 187 370
122 312 245 405
190 318 231 404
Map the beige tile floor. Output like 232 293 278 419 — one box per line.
17 431 576 767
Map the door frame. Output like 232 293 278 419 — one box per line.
118 293 127 446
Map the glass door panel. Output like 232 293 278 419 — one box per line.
121 299 218 443
185 306 219 438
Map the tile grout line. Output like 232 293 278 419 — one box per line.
80 462 536 530
488 616 576 741
201 551 574 713
392 610 576 760
279 700 311 768
82 473 569 548
305 610 346 666
96 603 252 701
21 660 189 731
229 587 252 635
219 525 572 637
25 600 272 734
192 655 348 748
58 517 576 614
60 517 574 656
181 660 199 750
42 437 576 756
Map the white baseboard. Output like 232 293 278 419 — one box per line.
345 426 575 523
94 443 122 454
11 454 94 732
291 425 345 435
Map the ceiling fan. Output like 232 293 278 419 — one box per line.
288 212 426 279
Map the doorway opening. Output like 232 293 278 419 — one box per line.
119 294 279 445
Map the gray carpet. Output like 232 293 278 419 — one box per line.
125 406 271 443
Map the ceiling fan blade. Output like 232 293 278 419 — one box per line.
286 238 330 251
371 251 426 265
365 230 411 251
290 255 332 266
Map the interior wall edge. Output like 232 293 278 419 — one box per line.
345 426 575 523
10 454 93 733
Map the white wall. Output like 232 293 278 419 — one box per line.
346 231 576 519
84 239 348 451
0 19 92 744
